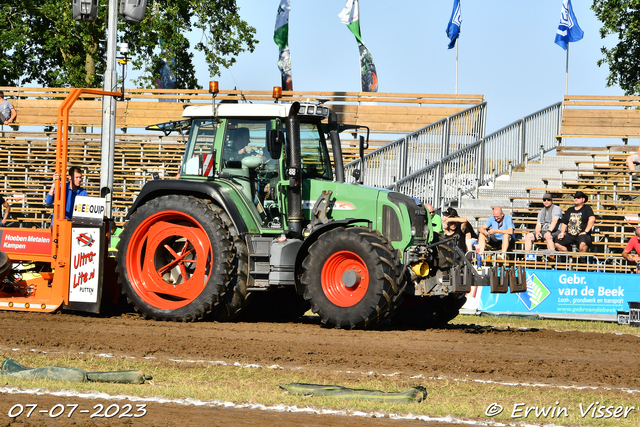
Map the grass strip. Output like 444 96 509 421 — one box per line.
0 351 637 427
454 314 640 335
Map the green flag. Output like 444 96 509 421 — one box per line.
338 0 378 92
274 0 293 90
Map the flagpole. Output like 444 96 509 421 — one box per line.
455 40 458 95
565 43 569 95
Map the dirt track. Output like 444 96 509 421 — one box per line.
0 310 638 426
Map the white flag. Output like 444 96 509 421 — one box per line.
338 0 378 92
274 0 292 90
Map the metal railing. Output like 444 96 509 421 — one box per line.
475 250 636 274
344 102 487 188
386 102 562 208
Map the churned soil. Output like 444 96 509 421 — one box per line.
0 309 637 426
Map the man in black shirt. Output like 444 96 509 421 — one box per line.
442 207 478 258
555 191 596 253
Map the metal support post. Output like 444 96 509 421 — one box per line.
100 0 118 218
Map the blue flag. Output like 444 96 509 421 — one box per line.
446 0 461 49
554 0 583 50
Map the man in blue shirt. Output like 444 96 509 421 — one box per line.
45 166 88 220
476 207 515 254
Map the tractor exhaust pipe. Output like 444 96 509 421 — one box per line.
286 102 303 239
328 110 345 183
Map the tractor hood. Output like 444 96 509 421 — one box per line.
302 181 427 250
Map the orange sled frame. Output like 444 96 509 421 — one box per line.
0 89 120 313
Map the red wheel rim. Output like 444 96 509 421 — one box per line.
126 210 212 310
321 251 369 307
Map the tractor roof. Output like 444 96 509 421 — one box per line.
182 102 330 120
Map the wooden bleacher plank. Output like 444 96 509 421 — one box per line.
559 96 640 141
0 87 485 137
326 104 469 133
556 146 608 153
544 179 632 187
558 166 633 175
523 187 639 198
561 108 640 137
606 145 638 153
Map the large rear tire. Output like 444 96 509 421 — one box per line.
207 204 250 321
301 227 401 329
116 195 233 321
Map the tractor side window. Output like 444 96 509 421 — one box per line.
182 119 218 176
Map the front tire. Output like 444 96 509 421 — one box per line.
301 227 401 329
116 195 233 321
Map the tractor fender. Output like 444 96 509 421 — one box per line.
293 218 371 294
125 179 248 234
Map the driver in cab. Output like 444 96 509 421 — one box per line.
228 128 260 161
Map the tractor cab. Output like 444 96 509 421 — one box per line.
172 103 334 230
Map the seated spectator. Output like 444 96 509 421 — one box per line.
476 207 515 254
622 225 640 274
425 203 443 233
0 194 10 226
555 191 596 253
0 91 18 131
442 207 477 258
626 145 640 181
524 193 562 253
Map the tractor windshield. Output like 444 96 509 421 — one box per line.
298 121 332 181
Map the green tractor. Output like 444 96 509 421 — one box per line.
116 89 524 329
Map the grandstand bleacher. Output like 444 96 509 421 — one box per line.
1 90 639 274
0 87 483 229
472 123 640 272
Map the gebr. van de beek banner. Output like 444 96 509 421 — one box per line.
462 269 640 321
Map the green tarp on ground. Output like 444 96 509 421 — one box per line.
0 358 151 384
280 383 427 403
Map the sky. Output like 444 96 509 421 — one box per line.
178 0 624 135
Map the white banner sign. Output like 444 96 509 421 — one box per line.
73 196 106 223
69 227 101 303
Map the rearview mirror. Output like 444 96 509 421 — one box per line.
359 135 368 159
267 129 284 160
